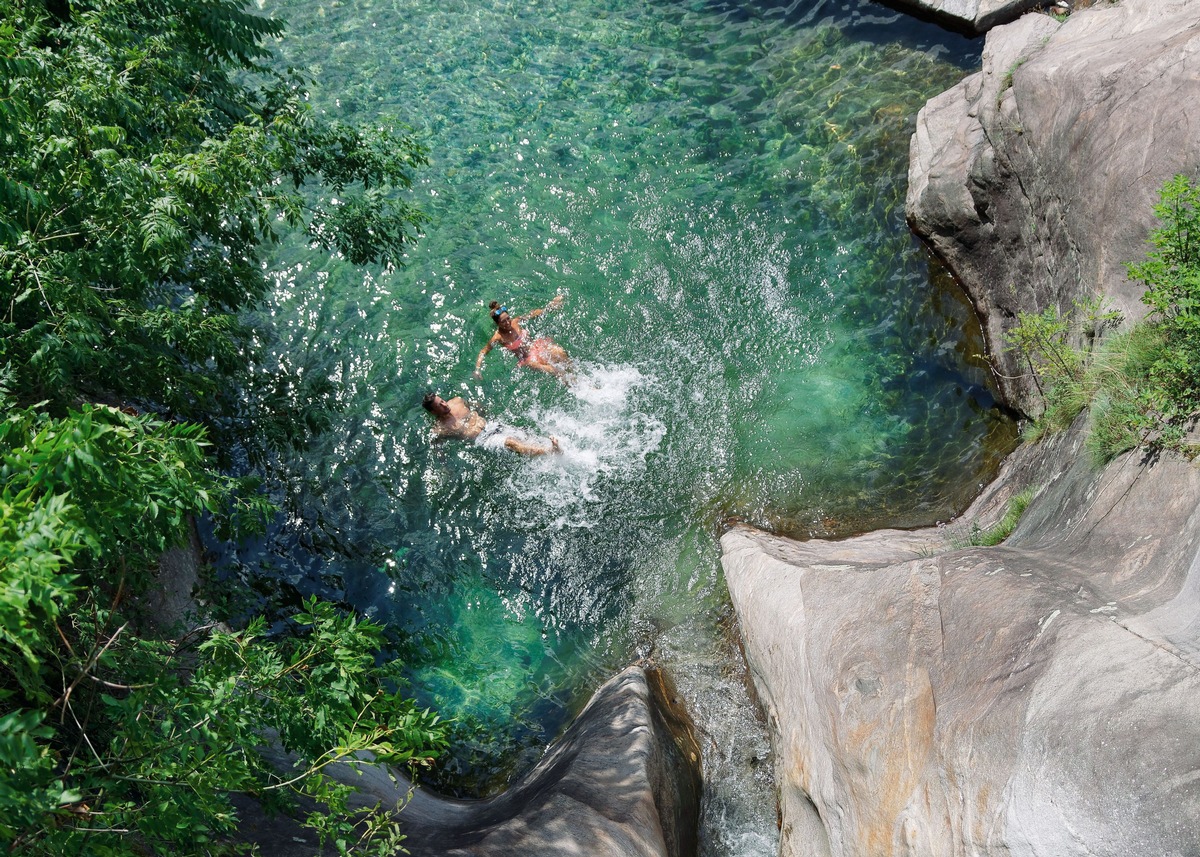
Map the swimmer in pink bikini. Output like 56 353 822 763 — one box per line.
473 296 573 382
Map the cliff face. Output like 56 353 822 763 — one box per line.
723 426 1200 856
722 1 1200 855
907 0 1200 414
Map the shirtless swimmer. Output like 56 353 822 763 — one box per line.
422 393 560 456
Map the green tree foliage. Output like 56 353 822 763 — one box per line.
0 0 427 422
3 591 446 855
0 402 233 692
0 386 447 857
0 0 446 852
1129 174 1200 418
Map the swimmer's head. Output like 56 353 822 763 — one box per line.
422 392 450 417
489 301 511 328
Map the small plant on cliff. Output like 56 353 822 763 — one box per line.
1081 323 1170 461
997 57 1028 108
1005 175 1200 462
1004 297 1120 441
1088 173 1200 461
949 486 1038 549
977 486 1038 545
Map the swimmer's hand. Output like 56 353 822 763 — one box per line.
549 294 564 309
550 436 562 454
472 370 482 380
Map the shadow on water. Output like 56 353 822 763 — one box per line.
207 0 1010 852
704 0 982 64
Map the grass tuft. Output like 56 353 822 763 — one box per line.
946 486 1039 549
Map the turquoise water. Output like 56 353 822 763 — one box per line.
223 0 1011 850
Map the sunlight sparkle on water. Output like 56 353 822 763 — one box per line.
245 0 999 849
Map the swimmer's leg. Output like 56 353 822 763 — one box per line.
527 358 572 384
504 436 556 456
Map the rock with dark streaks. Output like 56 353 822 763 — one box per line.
907 0 1200 414
231 665 702 857
883 0 1044 35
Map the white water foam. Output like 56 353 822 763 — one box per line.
502 362 666 525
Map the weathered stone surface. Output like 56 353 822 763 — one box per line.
721 422 1200 857
907 0 1200 414
232 665 702 857
725 1 1200 854
881 0 1042 34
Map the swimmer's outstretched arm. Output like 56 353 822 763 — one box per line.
525 293 564 320
473 335 499 379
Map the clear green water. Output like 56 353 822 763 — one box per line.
224 0 1011 849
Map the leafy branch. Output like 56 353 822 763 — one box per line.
0 0 447 852
1003 174 1200 461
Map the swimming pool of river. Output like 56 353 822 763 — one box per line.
219 0 1016 851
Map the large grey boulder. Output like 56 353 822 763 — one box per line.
721 421 1200 856
883 0 1042 34
907 0 1200 414
232 665 702 856
723 1 1200 854
400 666 701 856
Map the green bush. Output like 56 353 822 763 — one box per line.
0 0 447 851
1006 174 1200 461
0 401 448 855
0 403 232 696
1129 174 1200 421
1082 324 1167 461
1004 297 1118 440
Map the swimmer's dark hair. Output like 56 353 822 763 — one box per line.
421 392 438 412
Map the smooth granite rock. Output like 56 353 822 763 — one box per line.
721 1 1200 854
907 0 1200 415
721 424 1200 856
231 665 702 857
723 2 1200 853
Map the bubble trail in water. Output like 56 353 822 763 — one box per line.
492 363 663 523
